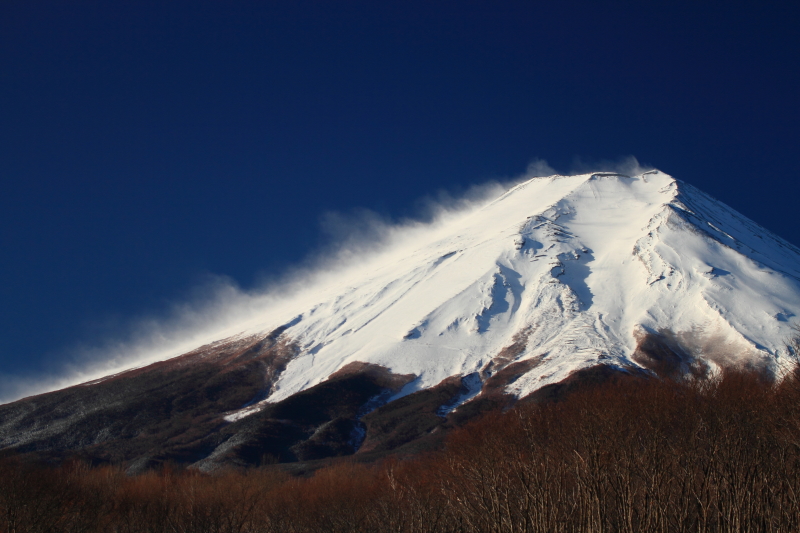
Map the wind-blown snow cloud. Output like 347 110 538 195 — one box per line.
0 175 525 403
569 155 653 177
525 158 557 177
0 157 647 404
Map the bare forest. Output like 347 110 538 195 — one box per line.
3 368 800 533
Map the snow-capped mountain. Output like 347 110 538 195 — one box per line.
224 170 800 418
3 169 800 470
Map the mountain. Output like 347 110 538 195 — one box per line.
3 170 800 471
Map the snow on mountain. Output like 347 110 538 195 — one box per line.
218 170 800 421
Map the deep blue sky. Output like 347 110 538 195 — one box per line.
1 1 799 385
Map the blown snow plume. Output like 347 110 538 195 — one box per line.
3 169 800 470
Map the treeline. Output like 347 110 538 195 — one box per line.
3 368 800 532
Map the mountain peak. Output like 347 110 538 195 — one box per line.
3 170 799 470
216 170 799 415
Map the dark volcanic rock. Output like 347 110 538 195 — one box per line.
193 364 416 469
0 333 298 468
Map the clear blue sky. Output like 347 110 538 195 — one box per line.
1 1 799 385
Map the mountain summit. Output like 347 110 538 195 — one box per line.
3 170 800 469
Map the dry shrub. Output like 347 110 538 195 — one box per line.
2 367 800 532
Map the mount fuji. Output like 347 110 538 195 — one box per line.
3 170 800 470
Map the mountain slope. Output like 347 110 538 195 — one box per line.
2 169 800 469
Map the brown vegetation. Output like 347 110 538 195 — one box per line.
3 367 800 532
